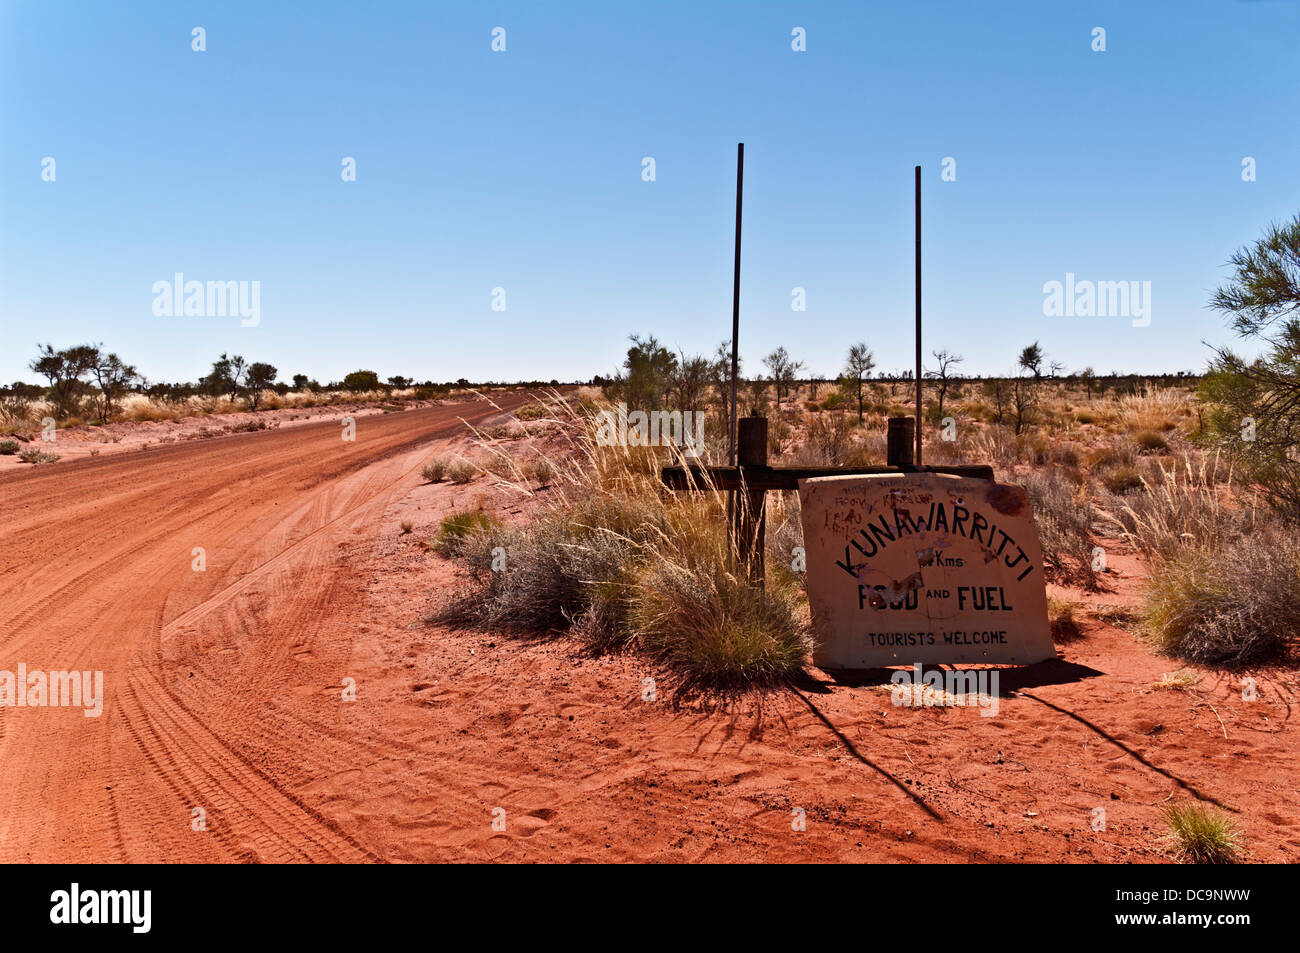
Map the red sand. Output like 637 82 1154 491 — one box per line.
2 398 1297 862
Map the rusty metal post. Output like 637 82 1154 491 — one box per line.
729 142 744 466
887 415 915 467
731 415 767 589
914 164 923 467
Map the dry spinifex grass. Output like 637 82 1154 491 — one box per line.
431 392 811 692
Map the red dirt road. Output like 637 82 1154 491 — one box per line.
3 396 1299 863
0 394 531 862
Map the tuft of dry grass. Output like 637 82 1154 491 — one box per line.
1047 595 1082 641
1101 465 1144 494
1151 667 1201 691
1133 429 1170 453
1159 802 1242 864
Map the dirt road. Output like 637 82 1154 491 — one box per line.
0 394 529 862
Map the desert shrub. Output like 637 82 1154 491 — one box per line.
400 519 413 535
421 456 450 482
842 431 888 467
805 412 856 465
1160 802 1242 864
1102 466 1144 494
1075 410 1098 425
1022 469 1100 589
445 458 477 484
767 415 793 453
526 457 554 485
629 555 808 690
1134 429 1170 453
819 390 848 411
1047 596 1082 642
17 448 60 464
971 425 1018 470
483 424 513 440
1017 433 1054 466
1086 442 1137 471
434 398 810 689
482 450 518 479
1138 533 1300 665
1106 455 1299 664
0 439 19 454
431 510 494 556
1103 454 1242 558
1051 442 1083 468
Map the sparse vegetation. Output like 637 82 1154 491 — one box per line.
0 440 19 455
432 397 810 691
422 457 451 482
1023 470 1101 589
1047 596 1082 641
445 458 477 485
18 447 60 464
1102 466 1144 494
1106 455 1300 665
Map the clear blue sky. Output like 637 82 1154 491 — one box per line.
2 0 1297 385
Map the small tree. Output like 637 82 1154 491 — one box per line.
387 375 412 389
1018 342 1045 379
91 351 141 421
1011 374 1038 434
1203 212 1300 519
762 346 804 409
611 334 677 409
245 363 278 410
926 348 964 421
30 343 100 420
1078 366 1096 398
292 374 310 391
711 340 743 442
982 379 1010 426
342 369 381 392
842 342 876 422
203 353 247 401
672 351 712 415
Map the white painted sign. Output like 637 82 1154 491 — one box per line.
799 473 1055 668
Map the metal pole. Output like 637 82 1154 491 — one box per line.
729 143 744 466
914 164 922 467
